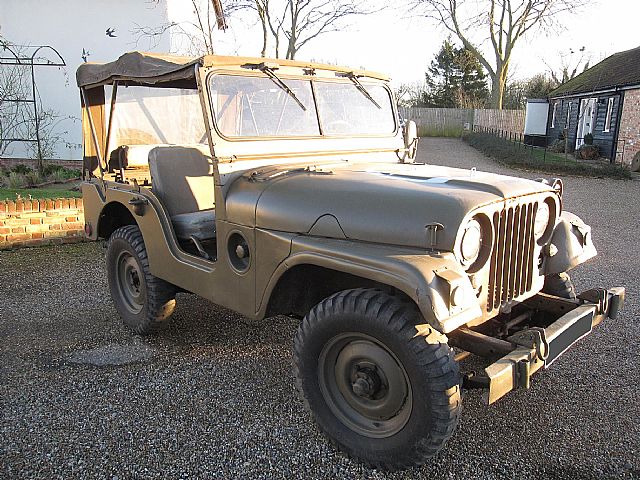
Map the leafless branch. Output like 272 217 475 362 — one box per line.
408 0 587 108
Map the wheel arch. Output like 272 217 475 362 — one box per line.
258 237 482 333
98 201 137 239
265 263 414 319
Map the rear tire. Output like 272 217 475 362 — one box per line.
293 288 461 470
543 272 577 299
106 225 176 334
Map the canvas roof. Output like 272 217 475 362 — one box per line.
76 51 389 89
76 52 201 88
550 46 640 97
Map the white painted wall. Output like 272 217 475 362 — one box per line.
1 0 172 160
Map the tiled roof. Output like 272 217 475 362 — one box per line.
550 45 640 97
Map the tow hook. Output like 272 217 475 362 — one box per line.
507 328 549 388
508 328 549 362
578 288 609 315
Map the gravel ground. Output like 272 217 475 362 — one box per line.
1 138 638 479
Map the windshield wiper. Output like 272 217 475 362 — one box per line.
257 62 307 111
342 72 381 109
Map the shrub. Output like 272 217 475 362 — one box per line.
42 164 81 181
576 144 600 160
0 175 9 188
50 169 69 183
8 172 25 188
549 139 566 153
42 163 65 176
10 164 32 175
584 133 594 145
462 132 630 179
59 168 81 180
23 171 43 187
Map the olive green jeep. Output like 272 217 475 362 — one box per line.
77 52 624 470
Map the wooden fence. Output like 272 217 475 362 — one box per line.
399 107 525 135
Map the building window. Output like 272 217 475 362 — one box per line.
551 102 558 128
566 101 573 128
604 97 614 132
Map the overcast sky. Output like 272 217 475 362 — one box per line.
216 0 639 87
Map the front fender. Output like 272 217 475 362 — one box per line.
544 211 597 275
261 235 482 333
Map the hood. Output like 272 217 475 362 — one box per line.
226 162 554 250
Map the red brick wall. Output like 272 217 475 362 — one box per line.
0 158 82 170
0 198 85 249
618 88 640 166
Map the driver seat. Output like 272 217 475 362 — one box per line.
149 146 216 257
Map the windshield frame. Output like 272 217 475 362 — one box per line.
206 70 398 142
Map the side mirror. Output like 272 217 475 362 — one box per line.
402 120 418 163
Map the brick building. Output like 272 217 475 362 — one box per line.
546 46 640 171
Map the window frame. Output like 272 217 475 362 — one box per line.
206 71 398 142
603 97 614 133
551 101 558 128
312 78 398 137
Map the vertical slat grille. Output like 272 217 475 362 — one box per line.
487 202 537 311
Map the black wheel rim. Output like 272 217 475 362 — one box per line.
115 251 144 314
318 332 412 438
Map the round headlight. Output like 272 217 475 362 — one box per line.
460 219 482 265
534 202 550 239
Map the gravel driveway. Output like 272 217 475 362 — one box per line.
1 138 638 479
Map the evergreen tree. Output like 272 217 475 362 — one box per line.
423 40 489 108
503 74 558 110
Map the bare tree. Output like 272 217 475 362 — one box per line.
0 39 77 168
0 41 32 156
134 0 228 55
544 46 591 85
409 0 586 109
227 0 381 59
394 82 427 108
224 0 283 57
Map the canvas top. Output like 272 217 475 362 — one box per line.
76 51 389 88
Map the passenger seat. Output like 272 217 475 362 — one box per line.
148 146 216 258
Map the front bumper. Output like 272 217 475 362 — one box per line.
469 287 625 404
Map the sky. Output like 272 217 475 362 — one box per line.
214 0 640 87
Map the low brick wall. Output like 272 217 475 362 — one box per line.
0 198 85 250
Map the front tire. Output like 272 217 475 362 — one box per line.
293 288 461 470
106 225 176 334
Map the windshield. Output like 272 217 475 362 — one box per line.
210 75 319 137
314 82 395 135
208 74 395 138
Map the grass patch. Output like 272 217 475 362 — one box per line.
0 187 81 200
463 132 632 179
418 125 463 137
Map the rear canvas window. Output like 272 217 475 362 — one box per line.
106 86 206 155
